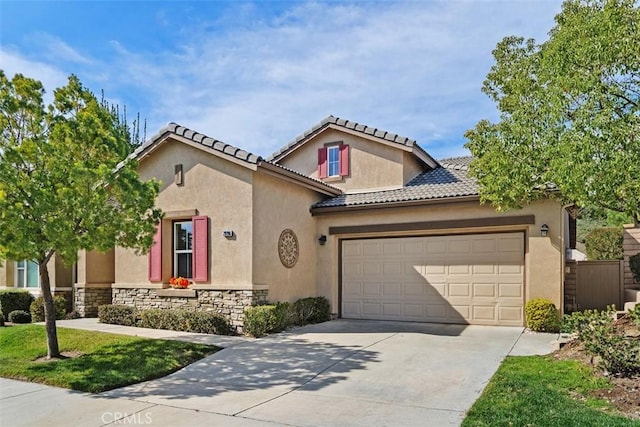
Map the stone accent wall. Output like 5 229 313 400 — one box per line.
112 288 268 332
74 286 112 317
623 226 640 290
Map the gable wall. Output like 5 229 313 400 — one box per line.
114 140 255 287
403 151 425 184
277 128 407 192
252 172 324 302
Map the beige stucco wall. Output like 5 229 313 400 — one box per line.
77 249 114 285
315 198 565 317
277 128 414 192
114 139 255 287
252 172 323 302
402 151 425 184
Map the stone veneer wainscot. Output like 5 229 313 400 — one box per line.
111 288 268 332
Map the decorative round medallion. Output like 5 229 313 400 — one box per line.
278 229 299 268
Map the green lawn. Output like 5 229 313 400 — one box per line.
0 324 219 393
463 356 637 426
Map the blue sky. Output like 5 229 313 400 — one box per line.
0 1 562 159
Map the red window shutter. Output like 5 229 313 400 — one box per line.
148 222 162 282
192 215 209 282
318 147 328 179
339 144 350 176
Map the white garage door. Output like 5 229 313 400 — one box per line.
341 232 524 326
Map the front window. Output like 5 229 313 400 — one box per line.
16 260 39 288
174 221 193 278
328 146 340 177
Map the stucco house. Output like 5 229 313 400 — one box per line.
4 116 569 330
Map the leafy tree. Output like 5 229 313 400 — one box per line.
465 0 640 225
0 71 161 358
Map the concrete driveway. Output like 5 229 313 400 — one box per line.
1 320 549 427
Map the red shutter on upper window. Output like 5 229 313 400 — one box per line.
339 144 349 176
191 215 209 282
318 147 328 179
148 222 162 282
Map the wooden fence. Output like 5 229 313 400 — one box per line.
564 260 624 312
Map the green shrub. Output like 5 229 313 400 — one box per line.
584 227 623 260
244 302 294 337
629 253 640 284
292 297 331 325
562 307 640 377
562 307 614 334
30 295 67 322
628 304 640 327
0 313 4 326
525 298 560 332
8 310 31 323
0 290 35 318
65 310 81 320
138 309 232 335
98 304 139 326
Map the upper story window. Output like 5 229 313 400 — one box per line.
318 143 349 179
327 146 340 177
16 260 39 288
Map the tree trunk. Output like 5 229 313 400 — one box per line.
39 260 60 359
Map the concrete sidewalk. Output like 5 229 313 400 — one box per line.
1 319 558 427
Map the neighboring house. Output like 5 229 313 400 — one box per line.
0 256 74 307
55 116 568 329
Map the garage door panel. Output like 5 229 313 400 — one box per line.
473 305 497 320
362 283 381 296
342 232 524 326
499 306 523 322
499 283 522 297
382 283 402 296
449 283 471 297
473 283 496 297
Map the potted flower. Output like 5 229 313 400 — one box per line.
169 276 190 289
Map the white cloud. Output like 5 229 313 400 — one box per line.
0 47 69 104
3 1 563 159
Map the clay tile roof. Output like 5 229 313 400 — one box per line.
268 115 418 161
134 122 263 165
312 156 477 209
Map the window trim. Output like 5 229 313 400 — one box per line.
318 142 349 179
15 260 40 288
327 145 340 177
173 220 193 279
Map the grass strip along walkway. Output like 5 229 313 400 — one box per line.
463 355 637 426
0 324 219 393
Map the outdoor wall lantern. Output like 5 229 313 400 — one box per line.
318 235 327 245
540 224 549 237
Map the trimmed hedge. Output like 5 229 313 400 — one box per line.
138 309 232 335
98 305 232 335
8 310 31 323
98 305 139 326
525 298 560 332
292 297 331 325
244 302 294 337
244 297 332 337
585 227 623 260
30 296 67 322
0 290 35 318
0 313 4 327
